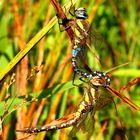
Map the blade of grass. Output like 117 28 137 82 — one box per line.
0 16 57 82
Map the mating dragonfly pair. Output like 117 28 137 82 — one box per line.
16 0 140 138
16 2 111 136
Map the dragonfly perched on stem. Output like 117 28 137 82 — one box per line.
57 1 140 111
16 76 112 137
56 0 111 88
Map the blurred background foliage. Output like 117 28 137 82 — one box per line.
0 0 140 139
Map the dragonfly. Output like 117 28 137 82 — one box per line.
16 76 140 137
16 4 113 136
57 1 140 111
16 76 112 136
57 0 111 87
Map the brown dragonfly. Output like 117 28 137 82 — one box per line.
16 76 112 137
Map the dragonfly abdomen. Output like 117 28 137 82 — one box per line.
72 57 92 78
72 43 111 87
16 115 79 133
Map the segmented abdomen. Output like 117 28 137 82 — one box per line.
16 114 79 133
71 43 111 87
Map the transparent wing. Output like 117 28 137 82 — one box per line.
95 97 113 110
68 113 88 138
81 112 95 137
73 19 104 73
82 97 112 135
68 97 112 138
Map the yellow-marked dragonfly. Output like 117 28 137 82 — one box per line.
16 76 140 137
16 76 112 137
57 0 111 88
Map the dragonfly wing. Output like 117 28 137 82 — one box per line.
95 97 113 110
80 112 95 137
68 124 80 138
90 29 104 48
77 97 112 137
79 46 94 73
68 112 88 138
76 22 104 72
79 20 103 50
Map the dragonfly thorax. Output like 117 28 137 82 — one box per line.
75 7 88 19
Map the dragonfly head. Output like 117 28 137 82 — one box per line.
75 7 88 19
89 73 111 88
89 76 106 87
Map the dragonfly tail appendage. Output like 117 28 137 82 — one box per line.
91 71 111 87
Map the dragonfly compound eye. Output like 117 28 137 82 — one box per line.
75 7 88 19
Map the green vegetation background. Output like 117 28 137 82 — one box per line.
0 0 140 140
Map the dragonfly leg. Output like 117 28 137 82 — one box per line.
69 0 75 17
64 5 67 14
72 72 87 88
72 72 80 87
57 15 72 32
79 77 88 83
56 15 66 32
